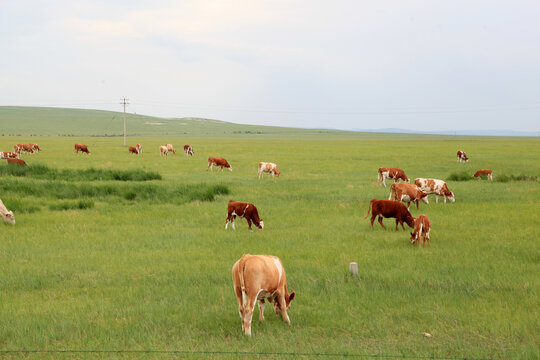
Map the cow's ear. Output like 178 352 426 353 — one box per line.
289 292 295 301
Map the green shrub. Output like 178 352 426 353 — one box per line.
447 172 473 181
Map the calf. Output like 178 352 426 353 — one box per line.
410 214 431 247
0 198 15 224
184 145 194 157
0 151 19 159
389 183 429 209
166 144 176 154
74 143 90 154
258 162 280 179
378 167 409 187
473 169 493 180
208 156 232 171
414 178 455 203
129 146 139 154
232 254 295 336
226 200 263 231
364 199 415 231
6 158 27 166
160 145 168 156
457 150 468 162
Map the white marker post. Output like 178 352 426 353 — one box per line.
349 262 358 277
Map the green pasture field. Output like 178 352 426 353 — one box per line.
0 134 539 359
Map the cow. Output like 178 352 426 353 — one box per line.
74 144 90 154
457 150 468 162
6 158 27 166
414 178 455 203
473 169 493 180
389 183 429 209
226 200 263 231
0 151 18 159
208 156 232 171
232 254 295 336
410 214 431 247
136 144 142 154
17 144 34 154
378 167 409 187
0 199 16 225
364 199 415 231
13 145 21 155
166 144 176 154
184 144 194 157
29 143 41 152
129 146 139 154
258 162 280 179
160 145 168 156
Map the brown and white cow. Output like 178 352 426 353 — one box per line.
473 169 493 180
364 199 415 231
29 143 41 152
129 146 139 154
457 150 468 162
6 158 27 166
226 200 263 231
208 156 232 171
159 145 168 156
232 254 295 336
389 183 429 209
17 144 34 154
13 145 22 155
378 167 409 187
258 162 280 179
136 144 142 154
414 178 455 203
0 198 16 225
166 144 176 154
74 144 90 154
184 145 194 157
0 151 19 159
410 214 431 247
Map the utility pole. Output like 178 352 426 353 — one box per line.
120 97 129 146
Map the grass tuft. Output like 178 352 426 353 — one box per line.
447 172 474 181
49 200 95 211
495 174 538 182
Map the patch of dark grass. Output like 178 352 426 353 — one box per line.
49 200 95 211
447 172 474 181
1 198 41 214
495 174 538 183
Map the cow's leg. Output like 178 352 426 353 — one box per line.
258 299 265 322
258 170 262 179
443 196 447 204
415 200 419 210
242 294 257 336
378 216 385 229
382 176 387 187
276 295 291 325
247 218 253 231
234 286 244 331
425 231 430 246
232 215 236 230
370 214 376 228
435 195 439 203
225 212 232 229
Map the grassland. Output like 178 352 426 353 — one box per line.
0 132 539 359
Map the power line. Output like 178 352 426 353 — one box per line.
120 97 129 146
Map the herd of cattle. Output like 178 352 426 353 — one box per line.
0 143 495 336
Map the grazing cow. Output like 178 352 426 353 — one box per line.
74 144 90 154
29 143 41 152
136 144 142 154
166 144 176 154
226 200 263 231
473 169 493 180
410 214 431 247
160 145 168 156
457 150 468 162
208 156 232 171
6 158 27 166
17 144 34 154
0 151 18 159
232 254 295 336
364 199 415 231
184 144 194 157
129 146 139 154
414 178 455 203
0 199 16 225
378 167 409 187
258 162 280 179
389 183 429 209
13 145 21 155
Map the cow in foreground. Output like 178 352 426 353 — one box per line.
136 144 142 154
473 169 493 180
0 199 16 224
129 146 139 154
232 254 295 336
0 151 18 159
457 151 468 162
258 162 280 179
160 145 168 156
166 144 176 154
378 167 409 187
410 214 431 247
365 199 415 231
389 183 429 209
74 144 90 154
6 158 27 166
226 200 263 231
208 156 232 171
184 145 194 156
414 178 455 203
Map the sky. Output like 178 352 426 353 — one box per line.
1 0 539 132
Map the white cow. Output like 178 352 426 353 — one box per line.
258 162 281 179
0 199 16 224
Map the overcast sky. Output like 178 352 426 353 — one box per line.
1 1 539 131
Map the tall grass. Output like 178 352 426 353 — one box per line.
447 172 474 181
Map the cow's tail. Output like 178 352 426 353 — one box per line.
239 262 248 306
364 200 374 218
377 170 380 182
418 223 423 240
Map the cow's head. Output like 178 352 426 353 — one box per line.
227 165 232 172
273 291 295 314
406 215 415 228
1 210 15 225
419 191 429 204
257 220 264 230
410 232 418 243
275 170 281 178
446 192 455 203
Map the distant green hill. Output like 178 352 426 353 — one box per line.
0 106 359 138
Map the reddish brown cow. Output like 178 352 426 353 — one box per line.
0 151 19 159
473 169 493 180
129 146 139 154
410 214 432 247
208 156 232 171
184 144 194 156
365 199 415 231
29 143 41 152
6 158 27 166
457 150 468 162
226 200 263 231
232 254 295 336
389 183 429 209
378 167 409 187
17 144 34 154
74 143 90 154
